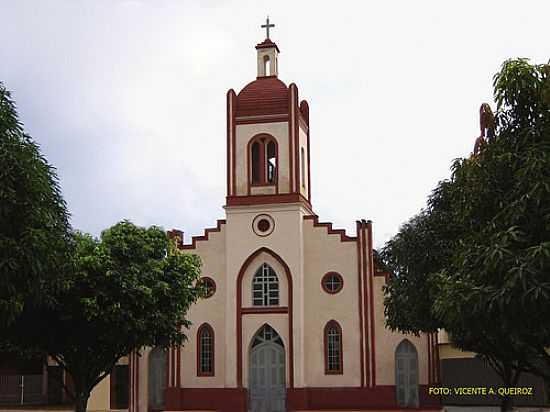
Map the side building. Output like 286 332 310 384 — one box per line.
437 331 549 408
0 355 128 411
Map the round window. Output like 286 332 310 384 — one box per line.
199 277 216 298
252 214 275 237
257 219 271 232
321 272 344 294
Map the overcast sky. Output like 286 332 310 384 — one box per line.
1 0 548 247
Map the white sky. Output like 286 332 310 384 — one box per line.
1 0 548 248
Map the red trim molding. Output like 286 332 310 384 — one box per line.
165 387 247 412
428 333 433 384
128 352 135 412
174 346 178 386
435 332 441 383
227 89 237 197
241 306 288 314
226 193 313 212
291 83 300 194
228 89 237 198
356 221 365 387
298 114 309 133
168 347 173 388
236 247 294 388
360 221 371 386
176 345 181 388
306 111 311 203
299 99 309 125
304 215 357 242
286 385 441 410
288 84 296 193
180 219 226 250
255 38 280 52
366 220 377 386
128 353 132 412
129 352 139 412
235 114 288 125
165 386 440 411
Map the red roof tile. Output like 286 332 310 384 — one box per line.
255 38 280 52
236 77 288 117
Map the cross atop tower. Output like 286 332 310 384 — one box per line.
255 16 279 77
261 16 275 39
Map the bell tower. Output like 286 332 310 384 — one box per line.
225 18 312 212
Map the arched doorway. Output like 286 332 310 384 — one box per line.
249 325 286 412
148 347 166 410
395 339 419 407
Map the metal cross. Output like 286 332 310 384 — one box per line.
261 16 275 39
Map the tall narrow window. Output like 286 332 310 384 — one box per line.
267 141 276 183
324 320 343 374
263 55 271 76
252 263 279 306
197 324 214 376
251 141 261 184
301 147 305 189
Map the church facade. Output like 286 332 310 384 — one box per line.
128 33 441 412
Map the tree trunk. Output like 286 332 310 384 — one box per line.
74 391 90 412
499 362 520 412
500 394 513 412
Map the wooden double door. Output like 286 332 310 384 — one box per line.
395 339 419 407
248 325 286 412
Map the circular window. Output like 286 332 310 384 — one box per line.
199 277 216 298
257 219 271 232
252 214 275 237
321 272 344 294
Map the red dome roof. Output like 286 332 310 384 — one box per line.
236 77 288 117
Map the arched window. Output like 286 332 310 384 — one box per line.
249 137 277 186
197 324 214 376
324 320 343 374
395 339 419 407
263 55 271 76
251 324 284 348
252 263 279 306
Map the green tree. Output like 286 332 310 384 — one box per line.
2 221 203 412
382 59 550 411
0 82 71 325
